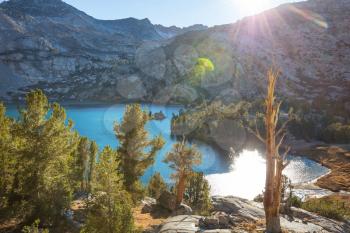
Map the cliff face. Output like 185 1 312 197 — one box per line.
0 0 206 102
0 0 349 115
148 0 350 114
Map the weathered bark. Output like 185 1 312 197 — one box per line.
266 215 282 233
176 173 186 206
262 69 288 233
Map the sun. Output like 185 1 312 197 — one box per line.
233 0 271 16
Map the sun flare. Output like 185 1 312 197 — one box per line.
233 0 271 15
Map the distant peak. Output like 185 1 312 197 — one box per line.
1 0 65 7
125 17 152 23
0 0 80 17
141 17 152 23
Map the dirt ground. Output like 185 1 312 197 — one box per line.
297 145 350 192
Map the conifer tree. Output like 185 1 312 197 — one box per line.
73 137 96 192
70 137 98 193
147 172 168 199
184 171 212 215
114 104 164 203
88 141 98 192
0 103 19 209
13 90 79 223
76 137 90 191
82 146 134 233
164 139 201 206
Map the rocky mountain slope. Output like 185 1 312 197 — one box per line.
0 0 206 102
155 24 208 39
0 0 349 115
145 0 350 115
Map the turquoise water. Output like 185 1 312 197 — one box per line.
5 104 229 184
5 103 329 199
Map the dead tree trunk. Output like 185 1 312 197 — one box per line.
176 172 186 206
254 69 291 233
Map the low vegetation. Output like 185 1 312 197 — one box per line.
22 220 49 233
147 172 168 199
171 100 251 153
171 97 350 151
286 99 350 143
184 171 212 215
301 195 350 221
81 146 134 233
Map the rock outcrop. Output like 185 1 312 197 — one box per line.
155 196 350 233
157 191 177 211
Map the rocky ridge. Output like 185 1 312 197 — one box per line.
0 0 349 115
144 196 350 233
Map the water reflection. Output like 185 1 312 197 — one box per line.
206 150 329 200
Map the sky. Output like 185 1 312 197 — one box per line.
0 0 302 27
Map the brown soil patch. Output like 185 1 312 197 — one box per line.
0 218 21 233
297 145 350 192
234 219 289 233
132 206 165 231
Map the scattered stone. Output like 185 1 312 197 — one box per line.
157 215 201 233
157 191 177 211
173 203 192 215
202 230 232 233
214 212 230 228
150 195 350 233
141 197 157 214
153 111 166 120
199 216 220 229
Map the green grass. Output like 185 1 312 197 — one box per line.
301 195 350 221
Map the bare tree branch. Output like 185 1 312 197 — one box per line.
246 115 265 143
274 101 282 126
281 146 291 162
276 118 292 138
276 133 286 153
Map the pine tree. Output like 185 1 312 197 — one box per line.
75 137 90 191
73 137 97 193
88 141 98 192
184 171 212 215
13 90 79 223
164 139 201 206
81 146 134 233
147 172 168 199
114 104 164 203
0 103 19 209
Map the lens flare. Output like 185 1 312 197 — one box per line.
288 5 328 28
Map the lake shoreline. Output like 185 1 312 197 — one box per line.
198 135 349 199
2 100 185 108
293 144 350 193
